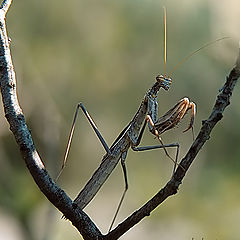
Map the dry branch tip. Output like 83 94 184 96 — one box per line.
0 0 12 16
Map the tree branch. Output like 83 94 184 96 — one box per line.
0 2 102 240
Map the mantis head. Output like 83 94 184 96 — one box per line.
156 74 172 91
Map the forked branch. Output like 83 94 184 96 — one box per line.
0 1 239 240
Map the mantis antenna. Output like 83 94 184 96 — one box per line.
163 6 167 75
168 36 231 76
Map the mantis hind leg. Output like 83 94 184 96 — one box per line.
108 151 128 232
109 142 180 232
56 102 111 181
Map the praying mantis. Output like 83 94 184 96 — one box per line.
56 7 228 231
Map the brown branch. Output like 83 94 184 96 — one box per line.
0 2 102 240
102 49 240 239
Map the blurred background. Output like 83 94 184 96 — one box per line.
0 0 240 239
